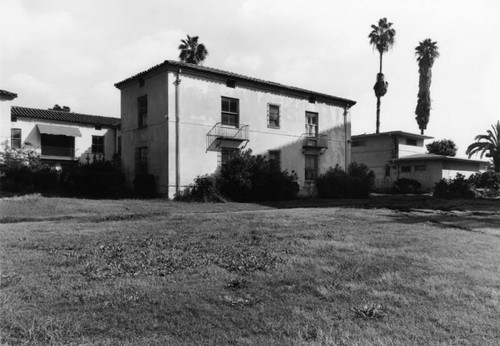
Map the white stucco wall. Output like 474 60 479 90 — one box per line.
119 68 352 198
11 117 116 162
0 101 13 146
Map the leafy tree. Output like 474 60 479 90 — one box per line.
466 121 500 172
368 18 396 134
178 35 208 65
426 139 457 156
415 39 440 134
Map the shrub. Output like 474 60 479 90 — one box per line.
426 139 457 156
175 174 224 202
216 149 299 202
316 163 374 198
468 171 500 189
133 174 156 198
61 161 127 199
393 178 422 194
433 173 475 199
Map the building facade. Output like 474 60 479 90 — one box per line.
0 89 18 146
8 106 120 167
351 131 488 191
390 154 488 191
115 60 356 197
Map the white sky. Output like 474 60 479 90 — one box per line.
1 0 499 157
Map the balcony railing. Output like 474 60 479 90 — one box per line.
206 122 249 152
41 146 75 158
300 133 329 149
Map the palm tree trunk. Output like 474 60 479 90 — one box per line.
376 96 381 134
379 52 383 74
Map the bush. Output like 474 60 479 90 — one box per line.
393 178 422 194
216 149 299 202
62 161 127 199
133 174 156 198
468 171 500 189
175 175 225 202
316 163 374 198
433 173 475 199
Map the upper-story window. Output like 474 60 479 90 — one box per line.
268 104 280 128
305 112 318 137
138 95 148 128
352 140 366 147
221 97 239 127
11 129 21 149
92 136 104 154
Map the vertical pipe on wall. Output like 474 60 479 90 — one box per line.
174 68 182 195
343 105 349 170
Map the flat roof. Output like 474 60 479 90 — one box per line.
115 60 356 108
352 131 433 140
391 153 488 164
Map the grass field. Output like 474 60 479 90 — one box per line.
1 195 499 345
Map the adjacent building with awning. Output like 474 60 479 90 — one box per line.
7 105 120 166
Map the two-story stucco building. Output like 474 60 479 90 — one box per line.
115 60 356 197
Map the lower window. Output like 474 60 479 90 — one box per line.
221 148 239 166
305 155 318 180
11 129 21 149
136 147 148 175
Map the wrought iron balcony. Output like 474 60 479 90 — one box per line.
300 134 328 149
206 122 249 152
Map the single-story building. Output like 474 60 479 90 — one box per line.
390 153 489 191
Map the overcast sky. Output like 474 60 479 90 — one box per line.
1 0 499 157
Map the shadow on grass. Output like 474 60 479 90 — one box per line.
258 194 500 213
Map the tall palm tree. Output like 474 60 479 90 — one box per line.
368 18 396 134
466 121 500 172
178 35 208 65
415 39 439 134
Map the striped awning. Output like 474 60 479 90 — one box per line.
37 124 82 137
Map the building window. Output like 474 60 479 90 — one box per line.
226 80 236 88
92 136 104 154
268 104 280 128
139 78 145 87
401 166 411 173
305 112 318 137
305 154 318 181
221 97 239 127
136 147 148 175
11 128 21 149
406 138 417 146
221 147 238 165
138 95 148 128
352 140 366 147
268 150 281 169
415 165 427 171
385 165 391 177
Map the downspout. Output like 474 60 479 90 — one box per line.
174 68 182 195
343 105 349 170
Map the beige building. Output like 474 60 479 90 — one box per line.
351 131 488 191
390 154 489 191
7 105 120 167
115 60 356 197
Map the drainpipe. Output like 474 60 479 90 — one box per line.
343 105 349 170
174 69 182 195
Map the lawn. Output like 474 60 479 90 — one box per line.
0 195 499 345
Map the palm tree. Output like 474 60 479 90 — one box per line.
368 18 396 134
466 121 500 172
178 35 208 65
415 39 440 134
